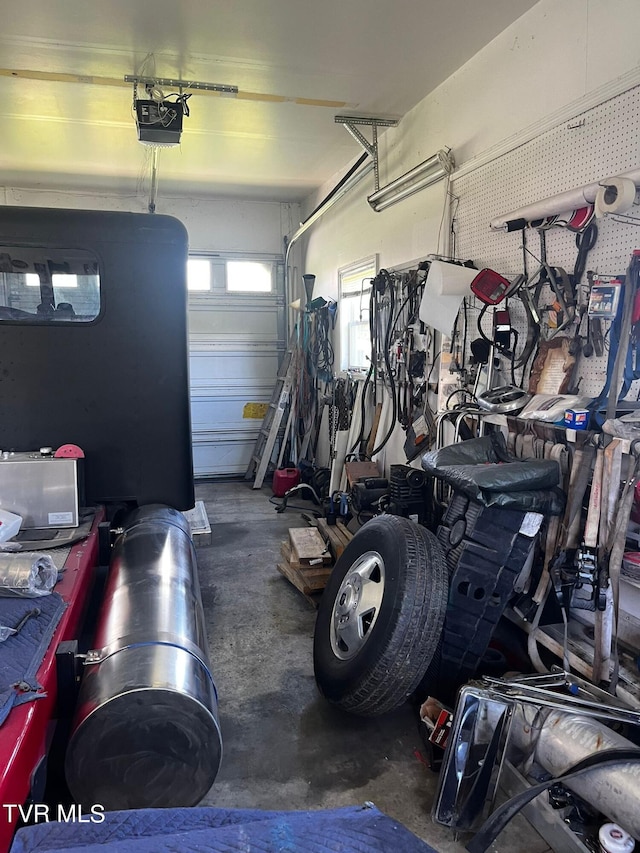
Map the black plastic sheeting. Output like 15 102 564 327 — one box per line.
422 434 565 515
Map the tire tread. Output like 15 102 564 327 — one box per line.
314 516 448 716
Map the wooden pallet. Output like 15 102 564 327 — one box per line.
276 522 354 606
317 518 353 561
277 527 333 605
288 527 331 566
277 542 332 605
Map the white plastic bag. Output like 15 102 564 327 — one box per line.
518 394 591 423
0 553 57 597
0 509 22 543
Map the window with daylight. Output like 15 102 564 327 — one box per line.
0 247 100 323
187 259 211 291
187 252 281 303
338 257 377 372
226 260 273 293
187 258 274 294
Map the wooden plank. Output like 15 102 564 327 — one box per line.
289 527 330 564
317 518 352 561
366 403 383 457
281 541 333 577
277 560 332 592
344 460 379 488
505 608 640 709
281 540 303 568
276 564 322 608
335 520 353 545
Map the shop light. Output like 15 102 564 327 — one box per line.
368 149 455 212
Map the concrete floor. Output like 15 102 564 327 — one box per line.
195 480 552 853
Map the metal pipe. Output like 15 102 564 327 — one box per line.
65 505 222 810
285 159 375 269
148 146 159 214
511 708 640 838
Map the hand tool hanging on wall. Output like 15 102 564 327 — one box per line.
390 266 433 446
347 270 394 458
590 251 640 425
341 261 442 466
532 229 576 338
513 227 578 374
571 221 598 291
515 230 541 370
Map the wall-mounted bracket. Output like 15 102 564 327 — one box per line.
334 114 399 192
125 75 238 95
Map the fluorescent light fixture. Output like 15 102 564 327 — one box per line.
368 149 455 212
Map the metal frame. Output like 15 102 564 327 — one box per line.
124 74 238 95
334 115 399 193
335 115 454 211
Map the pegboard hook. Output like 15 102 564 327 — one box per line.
605 211 640 227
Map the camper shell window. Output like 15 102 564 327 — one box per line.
0 247 101 323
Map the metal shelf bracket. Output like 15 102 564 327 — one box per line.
334 114 399 192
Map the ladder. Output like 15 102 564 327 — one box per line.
245 338 297 489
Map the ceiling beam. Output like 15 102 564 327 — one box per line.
0 67 351 108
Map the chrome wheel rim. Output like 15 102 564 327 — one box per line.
330 550 385 660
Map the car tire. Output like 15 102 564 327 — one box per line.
313 514 448 716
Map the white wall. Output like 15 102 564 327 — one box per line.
1 186 300 255
302 0 640 301
301 0 640 468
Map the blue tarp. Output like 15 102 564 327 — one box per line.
0 592 67 726
10 804 440 853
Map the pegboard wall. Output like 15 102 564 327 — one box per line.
449 82 640 400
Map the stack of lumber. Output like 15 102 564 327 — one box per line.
277 523 354 605
278 527 332 602
317 518 352 561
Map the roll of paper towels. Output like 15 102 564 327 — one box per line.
595 177 637 219
419 261 477 335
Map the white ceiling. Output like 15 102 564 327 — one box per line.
0 0 538 202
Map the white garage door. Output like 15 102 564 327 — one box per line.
187 255 285 477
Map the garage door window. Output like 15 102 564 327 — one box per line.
187 257 276 295
0 248 100 323
187 259 211 292
226 261 272 293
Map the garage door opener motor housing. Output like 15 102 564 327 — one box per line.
135 99 184 146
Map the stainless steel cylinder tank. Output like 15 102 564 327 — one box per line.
512 708 640 839
65 505 222 809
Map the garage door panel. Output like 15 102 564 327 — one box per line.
188 258 284 478
188 307 279 336
191 395 270 425
189 351 279 382
192 429 259 477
